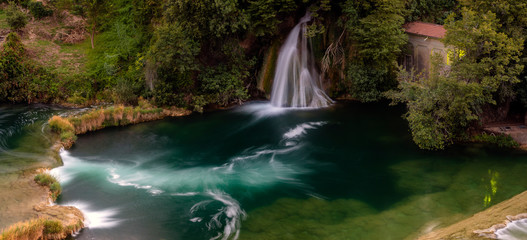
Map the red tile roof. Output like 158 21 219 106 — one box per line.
403 22 446 39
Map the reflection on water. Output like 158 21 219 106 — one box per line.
484 170 500 207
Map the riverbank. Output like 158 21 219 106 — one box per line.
0 102 191 239
418 190 527 239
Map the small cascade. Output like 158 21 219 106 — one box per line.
270 12 333 108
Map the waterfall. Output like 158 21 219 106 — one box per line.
270 13 333 108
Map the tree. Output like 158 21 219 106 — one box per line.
406 0 458 24
443 8 523 97
72 0 110 49
387 56 488 150
247 0 297 37
339 0 407 102
388 1 525 150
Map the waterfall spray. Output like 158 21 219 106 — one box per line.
270 12 333 108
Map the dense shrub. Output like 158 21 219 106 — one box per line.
28 1 53 19
5 3 27 30
34 173 62 201
471 133 520 148
341 0 407 102
339 64 393 102
0 32 63 103
0 0 29 8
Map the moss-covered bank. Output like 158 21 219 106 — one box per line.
0 216 83 240
49 100 191 149
0 170 83 240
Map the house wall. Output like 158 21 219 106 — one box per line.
404 33 447 76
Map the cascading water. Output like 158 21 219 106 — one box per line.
270 12 333 108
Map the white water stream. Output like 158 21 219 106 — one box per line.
270 13 333 108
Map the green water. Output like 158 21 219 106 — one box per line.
3 102 527 239
0 104 66 227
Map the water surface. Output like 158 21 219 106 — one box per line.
47 102 527 239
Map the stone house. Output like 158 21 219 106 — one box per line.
401 22 447 75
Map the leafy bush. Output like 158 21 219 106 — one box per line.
386 56 489 150
42 219 63 234
0 0 30 7
247 0 296 36
5 3 27 30
340 64 393 102
34 173 56 186
199 64 250 106
28 1 53 19
340 0 407 101
406 0 458 24
472 133 519 148
0 32 64 103
59 131 77 142
112 77 138 105
48 116 75 133
34 173 62 201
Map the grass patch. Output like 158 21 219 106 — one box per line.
49 116 74 133
56 39 90 77
0 218 77 240
47 99 190 149
34 173 62 201
48 115 76 147
0 9 8 30
67 103 167 134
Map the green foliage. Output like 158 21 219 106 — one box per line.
43 219 63 234
0 9 9 29
28 1 53 19
164 0 249 39
247 0 296 36
406 0 458 24
345 0 407 68
34 173 57 186
444 8 524 97
339 64 392 102
387 56 489 150
306 0 332 37
5 2 27 30
84 22 146 101
341 0 407 101
149 22 200 76
0 218 69 240
199 64 250 106
0 33 62 103
59 131 77 142
471 133 519 148
149 1 259 109
54 0 111 48
0 32 24 79
34 173 62 201
48 115 75 133
2 0 30 7
388 0 526 150
458 0 527 38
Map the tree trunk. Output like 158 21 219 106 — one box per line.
90 24 95 49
